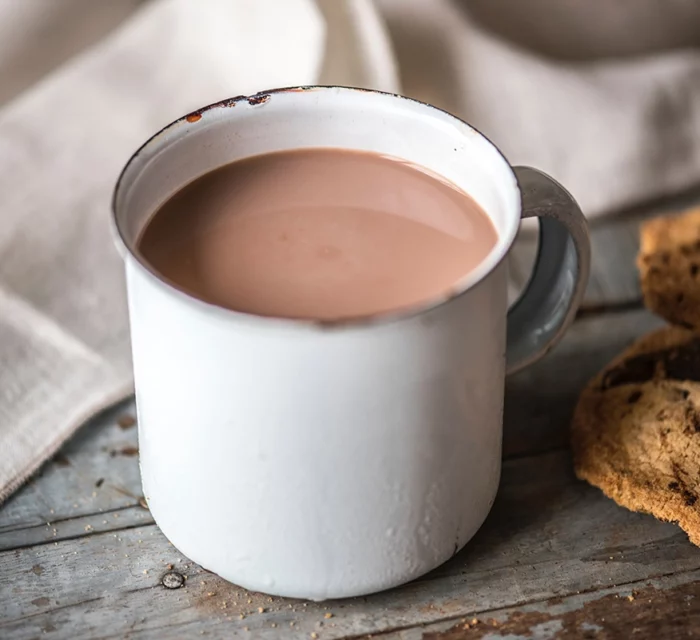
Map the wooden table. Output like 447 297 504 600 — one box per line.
3 190 700 639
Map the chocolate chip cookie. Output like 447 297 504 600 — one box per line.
571 325 700 544
638 206 700 331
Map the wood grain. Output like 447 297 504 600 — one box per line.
2 447 699 638
370 568 700 639
0 402 143 551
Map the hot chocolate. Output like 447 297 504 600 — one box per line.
138 148 498 321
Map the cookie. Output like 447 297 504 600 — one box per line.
638 206 700 331
571 325 700 544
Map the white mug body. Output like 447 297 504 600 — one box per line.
114 87 524 600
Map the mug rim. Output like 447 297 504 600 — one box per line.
112 85 522 330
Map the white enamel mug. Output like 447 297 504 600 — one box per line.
113 86 590 601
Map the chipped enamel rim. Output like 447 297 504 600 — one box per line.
111 86 521 330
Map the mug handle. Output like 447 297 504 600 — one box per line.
506 166 591 375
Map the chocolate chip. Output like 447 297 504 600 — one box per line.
669 481 680 491
603 357 657 389
686 405 700 432
602 338 700 388
691 264 699 277
673 388 691 400
683 491 697 507
677 292 685 303
665 341 700 380
627 390 643 404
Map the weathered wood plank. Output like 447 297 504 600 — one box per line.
509 185 700 306
0 505 152 551
366 568 700 639
0 402 142 546
2 449 699 639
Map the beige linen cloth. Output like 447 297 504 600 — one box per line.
2 0 700 502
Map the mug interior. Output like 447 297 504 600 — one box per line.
113 86 521 304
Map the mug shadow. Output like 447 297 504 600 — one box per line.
369 315 660 596
416 450 581 586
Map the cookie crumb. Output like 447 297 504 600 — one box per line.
118 415 136 429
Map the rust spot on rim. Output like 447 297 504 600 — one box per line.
247 92 271 106
182 97 243 125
